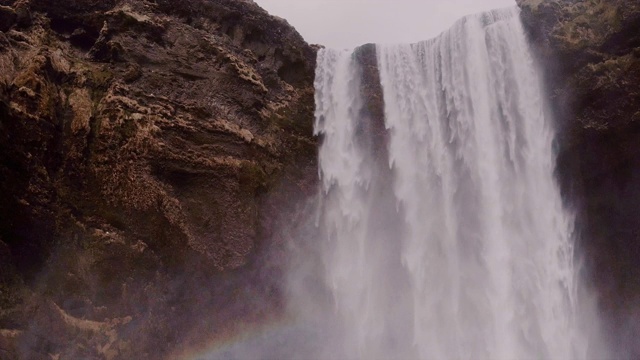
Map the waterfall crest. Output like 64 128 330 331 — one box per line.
314 7 591 359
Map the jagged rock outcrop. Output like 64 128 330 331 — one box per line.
0 0 317 358
518 0 640 356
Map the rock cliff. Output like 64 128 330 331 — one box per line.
518 0 640 356
0 0 317 358
3 0 639 357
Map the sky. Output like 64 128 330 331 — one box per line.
254 0 517 49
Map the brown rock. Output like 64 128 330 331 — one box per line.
0 0 318 358
122 63 141 83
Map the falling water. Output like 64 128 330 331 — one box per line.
314 7 591 359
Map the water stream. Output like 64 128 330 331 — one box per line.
314 7 590 359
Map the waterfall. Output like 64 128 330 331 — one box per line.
314 7 590 359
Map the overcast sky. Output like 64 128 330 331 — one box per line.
254 0 517 49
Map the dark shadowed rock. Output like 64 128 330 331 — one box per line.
12 0 30 28
0 5 16 31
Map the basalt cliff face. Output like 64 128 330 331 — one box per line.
518 0 640 356
0 0 317 358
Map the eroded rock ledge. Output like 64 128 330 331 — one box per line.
518 0 640 356
0 0 317 358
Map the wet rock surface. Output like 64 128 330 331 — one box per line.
518 0 640 356
0 0 317 358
